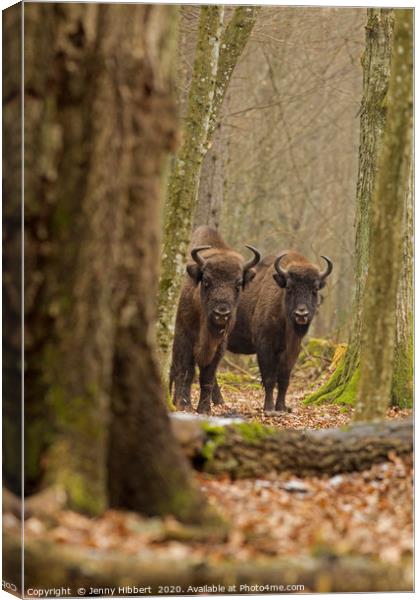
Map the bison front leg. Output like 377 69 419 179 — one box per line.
212 378 225 406
275 364 292 412
169 330 195 410
197 349 224 415
257 347 279 412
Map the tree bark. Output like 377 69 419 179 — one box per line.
102 6 222 527
21 3 218 524
3 2 23 497
4 536 413 593
157 6 224 374
169 416 412 478
157 7 259 376
305 9 395 408
391 160 413 408
355 9 413 420
194 124 224 229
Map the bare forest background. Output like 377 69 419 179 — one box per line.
179 6 362 339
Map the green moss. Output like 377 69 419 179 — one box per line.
304 358 345 405
391 335 413 408
297 338 337 380
305 358 360 408
201 424 226 462
232 421 275 442
64 470 105 515
217 370 259 388
336 368 360 406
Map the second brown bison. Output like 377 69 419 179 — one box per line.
224 251 333 412
169 226 260 414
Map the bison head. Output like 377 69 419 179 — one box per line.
273 253 333 335
187 245 261 334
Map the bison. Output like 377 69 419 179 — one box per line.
223 251 333 412
169 226 261 414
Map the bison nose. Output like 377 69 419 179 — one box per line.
213 306 232 320
294 306 309 317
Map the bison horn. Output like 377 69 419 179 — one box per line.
191 245 211 267
274 253 289 278
319 255 333 279
244 245 261 271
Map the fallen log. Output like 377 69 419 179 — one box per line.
3 536 414 593
170 414 413 478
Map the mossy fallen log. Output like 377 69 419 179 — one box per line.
170 415 413 478
4 536 413 593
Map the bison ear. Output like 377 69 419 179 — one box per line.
318 279 327 290
243 268 256 287
273 272 287 288
186 263 202 284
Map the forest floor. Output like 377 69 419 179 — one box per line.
7 340 413 583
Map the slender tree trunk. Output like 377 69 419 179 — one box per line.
157 6 224 374
391 161 413 408
355 9 413 420
157 7 259 376
305 9 395 407
193 124 224 229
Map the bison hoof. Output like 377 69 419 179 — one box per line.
275 406 292 413
212 396 225 406
197 403 211 415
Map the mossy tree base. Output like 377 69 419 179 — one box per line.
304 359 360 407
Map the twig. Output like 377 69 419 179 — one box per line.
221 356 259 380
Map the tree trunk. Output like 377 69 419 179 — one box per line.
157 6 224 375
24 3 110 503
305 9 395 407
3 2 23 497
193 124 224 229
157 7 259 376
101 6 221 527
355 9 413 420
21 3 217 524
391 160 413 408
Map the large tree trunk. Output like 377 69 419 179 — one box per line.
157 7 259 377
305 9 396 408
24 3 133 513
105 5 220 526
21 3 217 524
355 9 413 420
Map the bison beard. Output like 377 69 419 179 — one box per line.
169 226 260 414
225 251 333 412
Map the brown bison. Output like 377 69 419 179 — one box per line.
169 226 261 414
223 251 333 412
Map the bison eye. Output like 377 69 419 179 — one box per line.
202 278 211 289
235 280 243 291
